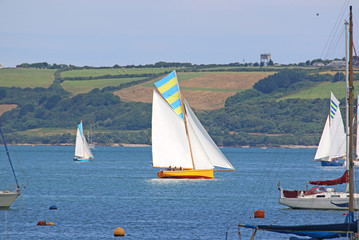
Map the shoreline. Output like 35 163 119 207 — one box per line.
9 143 317 149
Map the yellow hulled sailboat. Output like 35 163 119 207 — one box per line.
152 70 235 179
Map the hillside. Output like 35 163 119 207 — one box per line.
115 72 274 110
0 64 355 147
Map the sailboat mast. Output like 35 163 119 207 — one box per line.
181 95 196 169
348 5 354 214
345 19 350 171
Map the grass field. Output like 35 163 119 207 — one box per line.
61 67 176 78
282 81 359 100
0 104 17 116
61 77 147 95
116 71 274 110
0 69 55 88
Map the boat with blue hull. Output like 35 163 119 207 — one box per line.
314 92 346 167
321 159 344 166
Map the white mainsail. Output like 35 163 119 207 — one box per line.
314 92 346 161
152 91 193 169
74 122 94 160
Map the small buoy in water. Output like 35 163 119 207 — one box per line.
37 221 47 226
48 222 54 226
49 205 57 210
114 227 125 237
254 210 265 218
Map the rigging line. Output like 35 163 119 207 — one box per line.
326 26 345 60
11 148 28 189
321 0 349 59
325 22 346 60
0 122 19 188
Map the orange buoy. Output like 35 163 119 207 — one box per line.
254 210 265 218
48 222 54 226
114 227 125 237
37 221 47 226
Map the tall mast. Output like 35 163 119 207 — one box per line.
348 5 354 214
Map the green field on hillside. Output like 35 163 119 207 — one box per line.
62 77 147 95
282 81 359 100
0 68 55 88
61 67 176 78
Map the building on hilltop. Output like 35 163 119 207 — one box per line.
326 60 346 68
260 53 271 66
312 62 325 67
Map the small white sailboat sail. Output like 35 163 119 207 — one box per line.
0 122 20 209
74 121 94 162
314 92 346 166
152 70 235 179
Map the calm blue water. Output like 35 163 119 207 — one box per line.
0 146 356 239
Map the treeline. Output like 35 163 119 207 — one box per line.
253 69 341 94
1 88 151 131
0 67 352 146
16 62 70 69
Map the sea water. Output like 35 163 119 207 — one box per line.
0 146 354 239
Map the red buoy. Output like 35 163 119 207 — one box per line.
254 210 265 218
37 221 47 226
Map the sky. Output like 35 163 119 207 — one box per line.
1 0 359 67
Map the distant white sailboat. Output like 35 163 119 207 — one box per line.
314 92 346 166
74 121 94 162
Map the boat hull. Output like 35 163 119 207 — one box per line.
74 157 93 162
157 169 214 179
0 190 20 210
320 160 344 167
279 188 359 210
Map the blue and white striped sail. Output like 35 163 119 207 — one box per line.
314 92 346 161
154 70 184 119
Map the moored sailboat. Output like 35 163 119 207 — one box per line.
277 15 358 210
0 123 20 209
152 70 235 179
239 6 358 239
74 121 94 162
